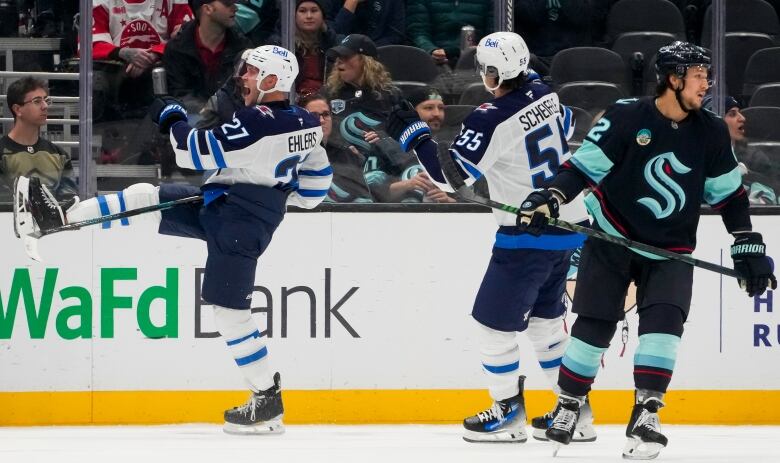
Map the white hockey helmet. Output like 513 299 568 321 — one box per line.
475 32 530 92
245 45 299 95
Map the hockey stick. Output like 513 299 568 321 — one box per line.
18 195 203 262
434 147 740 279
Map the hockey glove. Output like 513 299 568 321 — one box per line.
517 189 561 236
386 100 431 152
149 97 188 134
731 232 777 297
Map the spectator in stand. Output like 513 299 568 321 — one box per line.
514 0 602 66
326 0 405 46
703 94 779 205
406 0 493 67
269 0 338 96
406 86 456 203
299 93 374 202
91 0 193 119
163 0 251 114
0 77 77 203
325 34 441 202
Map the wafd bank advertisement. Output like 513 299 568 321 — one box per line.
0 213 777 424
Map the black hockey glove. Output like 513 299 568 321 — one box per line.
731 232 777 297
517 189 561 236
149 97 188 134
386 100 431 152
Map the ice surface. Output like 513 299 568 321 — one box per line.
1 424 778 463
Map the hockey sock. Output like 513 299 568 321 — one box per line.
477 322 521 401
214 305 274 392
633 333 680 393
634 304 684 393
526 316 569 391
66 183 161 228
558 316 615 397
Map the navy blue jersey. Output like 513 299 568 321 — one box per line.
564 97 744 256
169 100 331 209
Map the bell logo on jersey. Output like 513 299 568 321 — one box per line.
637 152 692 219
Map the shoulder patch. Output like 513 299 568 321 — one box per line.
255 105 275 118
475 102 497 112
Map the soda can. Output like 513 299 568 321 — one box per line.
460 25 476 51
152 67 167 96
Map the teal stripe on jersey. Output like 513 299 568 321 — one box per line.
561 337 606 377
635 333 680 370
569 140 614 184
584 193 667 261
704 166 742 205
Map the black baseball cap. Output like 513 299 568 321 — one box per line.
190 0 241 10
327 34 378 59
407 86 443 108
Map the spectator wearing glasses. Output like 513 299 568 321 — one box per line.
325 34 427 202
163 0 252 114
299 93 373 202
269 0 339 96
0 77 77 203
326 0 406 46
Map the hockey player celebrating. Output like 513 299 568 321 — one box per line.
13 45 332 435
518 41 777 459
386 31 596 443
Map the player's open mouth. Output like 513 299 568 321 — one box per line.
242 86 250 96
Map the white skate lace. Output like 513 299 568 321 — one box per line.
236 394 265 421
477 402 504 423
634 409 661 432
550 406 577 432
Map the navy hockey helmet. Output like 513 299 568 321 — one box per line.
655 41 712 84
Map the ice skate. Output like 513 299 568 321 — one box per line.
13 176 77 261
622 397 668 460
223 372 285 435
544 394 584 456
532 395 596 442
463 376 528 443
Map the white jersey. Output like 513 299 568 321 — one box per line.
169 102 332 209
416 82 588 228
91 0 193 59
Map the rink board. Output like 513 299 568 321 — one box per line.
0 213 778 425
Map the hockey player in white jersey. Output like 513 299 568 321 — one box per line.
386 31 596 443
12 45 331 435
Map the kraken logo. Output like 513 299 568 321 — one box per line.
637 152 691 219
339 112 381 151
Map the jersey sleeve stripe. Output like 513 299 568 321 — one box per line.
297 188 329 197
703 166 742 205
188 130 205 170
299 166 334 176
568 140 614 184
207 132 228 168
451 148 483 180
196 130 210 156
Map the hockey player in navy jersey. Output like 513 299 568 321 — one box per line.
386 31 596 443
13 45 332 435
519 42 777 459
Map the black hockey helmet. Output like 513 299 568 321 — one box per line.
655 41 712 84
